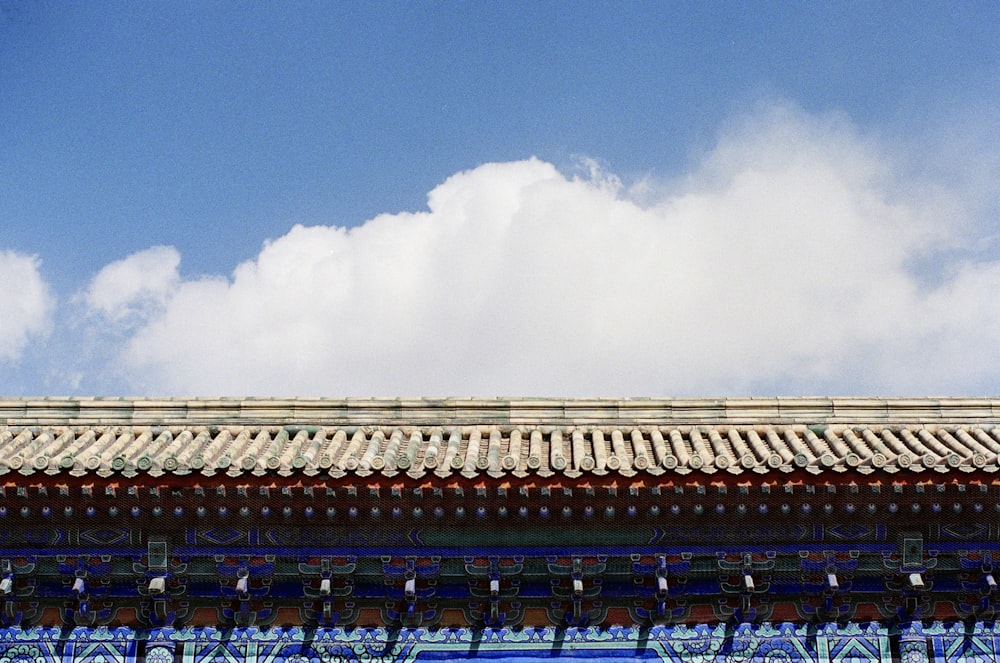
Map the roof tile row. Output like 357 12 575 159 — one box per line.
1 424 998 480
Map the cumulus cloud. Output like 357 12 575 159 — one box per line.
0 250 53 362
88 105 1000 396
83 246 180 323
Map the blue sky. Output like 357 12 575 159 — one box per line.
1 2 998 396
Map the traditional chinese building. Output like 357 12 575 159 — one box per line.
0 397 997 661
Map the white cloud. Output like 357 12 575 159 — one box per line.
83 246 180 323
91 105 1000 396
0 250 53 362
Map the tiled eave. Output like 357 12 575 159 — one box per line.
0 398 998 480
0 424 997 480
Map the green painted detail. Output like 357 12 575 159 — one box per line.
147 541 167 569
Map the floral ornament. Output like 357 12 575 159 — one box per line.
899 641 928 663
276 653 325 663
278 655 312 663
0 643 46 663
741 638 798 662
667 631 724 663
145 647 173 663
350 641 403 662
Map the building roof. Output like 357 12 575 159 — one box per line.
0 398 997 631
1 397 997 480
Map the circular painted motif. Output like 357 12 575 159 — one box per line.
0 644 45 663
145 646 174 663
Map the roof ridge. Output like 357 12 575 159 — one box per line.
0 397 997 426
